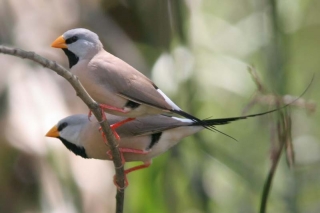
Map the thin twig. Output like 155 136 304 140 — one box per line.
0 45 125 213
284 114 294 169
259 107 291 213
245 67 314 213
243 66 316 115
243 94 316 114
248 66 268 94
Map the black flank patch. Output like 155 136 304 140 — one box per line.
58 137 89 159
62 48 79 68
147 132 162 150
125 100 140 109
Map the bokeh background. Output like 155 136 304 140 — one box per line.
0 0 319 212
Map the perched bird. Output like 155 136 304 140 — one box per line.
51 28 203 138
45 109 283 186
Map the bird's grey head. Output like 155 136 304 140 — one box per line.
51 28 103 61
46 114 90 158
63 28 102 59
56 114 88 146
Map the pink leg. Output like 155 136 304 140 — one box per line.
111 118 136 129
119 148 149 155
110 118 136 140
113 160 152 190
124 161 152 175
99 104 127 113
107 148 150 160
88 103 126 121
99 118 136 142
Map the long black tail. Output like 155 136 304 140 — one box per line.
194 108 282 127
187 108 287 141
171 109 214 131
171 109 275 141
188 75 314 140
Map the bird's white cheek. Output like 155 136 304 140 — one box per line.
68 41 95 59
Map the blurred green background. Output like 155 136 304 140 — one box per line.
0 0 319 212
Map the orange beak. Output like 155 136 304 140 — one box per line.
51 35 67 48
45 125 60 138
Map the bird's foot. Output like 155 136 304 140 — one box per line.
113 152 127 190
111 128 120 141
98 126 121 142
113 174 129 191
113 160 152 190
87 107 107 121
88 110 92 121
99 127 109 145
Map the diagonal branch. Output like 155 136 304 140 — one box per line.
0 45 125 213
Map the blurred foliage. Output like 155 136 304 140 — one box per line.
0 0 319 213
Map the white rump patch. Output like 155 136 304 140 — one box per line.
157 89 181 110
171 117 193 123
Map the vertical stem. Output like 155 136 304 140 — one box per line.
267 0 287 93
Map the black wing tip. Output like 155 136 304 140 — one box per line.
170 109 201 121
171 110 223 133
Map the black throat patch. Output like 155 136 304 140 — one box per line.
62 48 79 68
58 137 88 159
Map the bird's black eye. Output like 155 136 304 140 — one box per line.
65 36 78 44
57 122 68 131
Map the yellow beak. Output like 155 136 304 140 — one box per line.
45 125 60 138
51 35 67 48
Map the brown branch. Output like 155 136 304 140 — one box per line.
0 45 125 213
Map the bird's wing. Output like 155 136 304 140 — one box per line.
89 52 179 111
108 114 192 137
